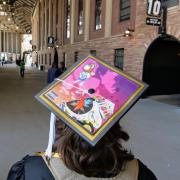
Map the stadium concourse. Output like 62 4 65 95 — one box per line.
0 64 180 180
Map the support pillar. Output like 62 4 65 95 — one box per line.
84 0 90 41
0 31 1 60
49 0 52 36
3 31 6 59
105 0 112 38
70 0 75 44
44 0 47 48
7 32 9 53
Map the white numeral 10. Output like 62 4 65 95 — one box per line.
148 0 161 16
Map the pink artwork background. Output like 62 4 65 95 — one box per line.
63 58 140 112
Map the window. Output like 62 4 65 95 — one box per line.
49 54 52 65
114 48 124 70
90 50 96 56
74 51 79 62
163 0 179 8
45 54 47 65
63 52 66 65
65 0 71 38
95 0 102 30
36 54 38 62
78 0 84 35
120 0 131 21
0 11 7 16
41 55 43 64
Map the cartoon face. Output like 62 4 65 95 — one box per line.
83 64 95 72
79 71 91 81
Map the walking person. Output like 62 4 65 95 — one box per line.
1 57 5 66
59 61 67 74
47 62 59 84
20 60 25 78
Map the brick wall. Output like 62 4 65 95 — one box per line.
32 0 180 80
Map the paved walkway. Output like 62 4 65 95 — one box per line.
0 64 180 180
0 64 49 180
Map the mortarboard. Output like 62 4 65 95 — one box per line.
35 55 148 157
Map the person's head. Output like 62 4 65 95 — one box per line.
60 61 65 68
52 62 58 68
54 119 134 177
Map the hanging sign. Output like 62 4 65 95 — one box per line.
147 0 162 17
48 36 55 47
146 17 161 26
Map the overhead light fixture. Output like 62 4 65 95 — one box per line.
16 26 19 29
8 17 11 21
3 1 6 5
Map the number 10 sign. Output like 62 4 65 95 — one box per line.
147 0 162 17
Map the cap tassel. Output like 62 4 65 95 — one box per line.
45 112 56 160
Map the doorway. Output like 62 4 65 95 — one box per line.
143 35 180 96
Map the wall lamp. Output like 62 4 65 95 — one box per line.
124 28 134 37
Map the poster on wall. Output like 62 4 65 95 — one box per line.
35 55 148 145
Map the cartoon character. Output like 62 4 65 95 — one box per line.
59 96 115 134
74 63 96 86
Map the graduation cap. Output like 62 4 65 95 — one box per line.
35 55 148 158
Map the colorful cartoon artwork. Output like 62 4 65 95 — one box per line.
36 55 148 145
45 79 115 134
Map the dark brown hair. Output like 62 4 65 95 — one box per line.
54 120 134 178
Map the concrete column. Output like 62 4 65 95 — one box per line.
70 0 75 44
3 31 6 60
44 0 47 48
0 30 1 59
7 32 11 53
105 0 112 38
11 32 14 53
6 32 9 53
52 1 55 37
49 0 52 36
84 0 90 41
0 30 1 51
8 32 10 52
41 2 43 49
9 32 11 52
16 33 19 53
4 31 6 52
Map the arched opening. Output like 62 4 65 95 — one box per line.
143 35 180 96
53 48 59 67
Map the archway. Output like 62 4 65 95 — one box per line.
143 35 180 96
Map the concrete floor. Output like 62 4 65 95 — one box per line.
0 64 50 180
0 64 180 180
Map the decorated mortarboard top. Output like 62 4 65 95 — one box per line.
35 55 148 146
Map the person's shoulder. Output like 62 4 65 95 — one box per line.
137 159 158 180
7 155 55 180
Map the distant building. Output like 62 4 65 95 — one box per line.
32 0 180 95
